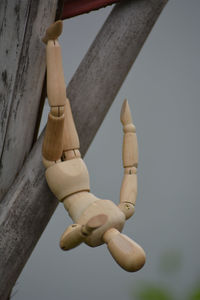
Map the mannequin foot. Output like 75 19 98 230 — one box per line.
42 20 63 44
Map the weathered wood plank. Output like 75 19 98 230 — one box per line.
0 0 30 152
0 0 62 201
0 0 168 299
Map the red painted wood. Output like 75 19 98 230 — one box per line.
62 0 120 19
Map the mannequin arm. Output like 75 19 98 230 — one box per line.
119 100 138 219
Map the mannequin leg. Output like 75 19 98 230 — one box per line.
42 22 66 166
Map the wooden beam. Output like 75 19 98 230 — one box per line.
0 0 63 201
0 0 168 299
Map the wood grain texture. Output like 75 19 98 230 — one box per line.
46 40 66 107
0 0 62 201
42 112 65 161
0 0 64 298
0 138 55 300
0 0 168 298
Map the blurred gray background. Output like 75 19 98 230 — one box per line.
13 1 200 299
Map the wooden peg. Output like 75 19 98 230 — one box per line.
82 214 108 235
62 149 81 161
76 199 125 247
50 106 65 117
42 157 61 169
118 203 135 220
103 228 146 272
63 150 76 160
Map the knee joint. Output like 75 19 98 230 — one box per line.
50 106 65 117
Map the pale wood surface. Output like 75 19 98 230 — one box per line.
121 100 138 168
63 149 81 160
63 191 99 221
0 0 167 298
85 214 108 232
76 199 125 247
103 228 146 272
60 224 85 250
60 215 107 250
45 158 90 200
120 173 137 204
43 30 80 160
120 100 138 219
46 40 66 107
0 0 63 201
42 112 65 161
43 20 63 44
63 99 80 151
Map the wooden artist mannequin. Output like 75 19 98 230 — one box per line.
42 21 145 272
